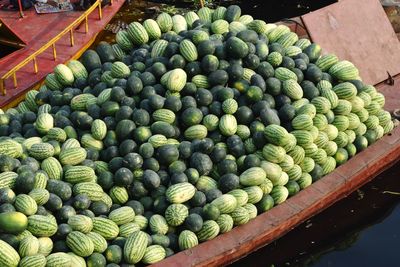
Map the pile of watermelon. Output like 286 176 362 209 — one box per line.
0 4 394 267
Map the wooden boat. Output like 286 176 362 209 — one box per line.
151 78 400 267
153 1 400 265
0 0 126 109
0 0 399 266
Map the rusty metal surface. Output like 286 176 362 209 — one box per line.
301 0 400 85
152 80 400 267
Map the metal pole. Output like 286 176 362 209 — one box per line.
70 29 74 46
13 73 17 88
33 57 38 73
17 0 24 18
0 80 5 96
52 44 57 60
98 0 102 20
85 16 89 33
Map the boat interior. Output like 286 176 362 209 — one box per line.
0 21 25 59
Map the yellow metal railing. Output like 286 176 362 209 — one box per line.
0 0 105 96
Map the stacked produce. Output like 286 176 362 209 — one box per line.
0 4 394 266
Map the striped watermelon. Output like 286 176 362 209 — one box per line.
172 14 187 34
0 239 20 267
59 147 87 166
156 12 173 32
226 188 248 206
45 73 62 91
19 235 40 257
230 206 250 226
127 22 149 45
142 245 166 264
64 166 96 184
184 125 208 140
268 24 290 42
66 231 94 257
73 182 103 201
108 206 135 225
92 217 119 240
54 64 74 86
282 80 303 100
198 6 213 23
179 230 199 250
28 143 54 160
153 109 176 124
197 220 220 242
68 215 93 233
239 167 267 186
149 214 169 235
165 203 189 226
316 54 339 72
151 39 168 58
143 19 162 40
262 143 286 164
27 215 58 237
67 60 88 80
219 114 237 136
185 11 200 28
35 113 53 134
15 194 38 216
111 61 130 79
112 44 126 61
46 253 71 267
41 157 63 180
119 222 141 237
243 186 263 204
0 139 23 158
275 67 298 81
276 32 299 48
216 214 234 234
116 30 133 51
329 60 360 81
211 194 238 213
192 74 210 88
211 19 229 34
124 230 148 264
332 82 357 100
179 39 198 62
162 68 187 92
19 254 46 267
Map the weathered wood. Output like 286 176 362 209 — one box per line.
301 0 400 85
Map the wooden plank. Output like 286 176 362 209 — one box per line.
301 0 400 85
152 78 400 266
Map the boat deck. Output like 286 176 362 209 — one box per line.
0 0 125 108
153 77 400 266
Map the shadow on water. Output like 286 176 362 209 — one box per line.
95 0 338 44
231 0 337 22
